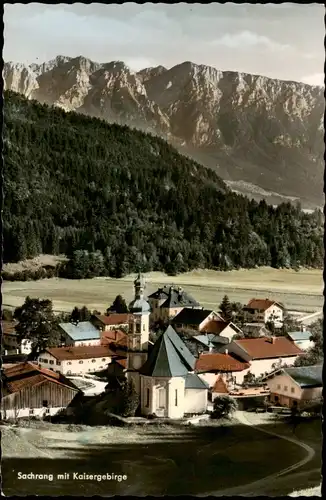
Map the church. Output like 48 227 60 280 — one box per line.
126 273 209 418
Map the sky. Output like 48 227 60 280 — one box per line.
4 3 325 86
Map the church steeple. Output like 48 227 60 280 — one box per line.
134 272 145 300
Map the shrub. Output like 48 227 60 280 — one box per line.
211 395 238 420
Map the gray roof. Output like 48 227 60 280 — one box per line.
148 286 170 300
193 334 229 348
285 365 322 388
288 331 312 342
184 373 209 390
171 308 214 325
139 326 196 377
159 287 200 309
59 321 101 341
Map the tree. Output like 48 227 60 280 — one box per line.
294 318 323 367
243 371 256 386
107 295 129 314
219 295 233 322
211 395 238 419
70 306 92 323
119 380 139 417
14 296 60 358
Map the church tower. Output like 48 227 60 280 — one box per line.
127 272 151 373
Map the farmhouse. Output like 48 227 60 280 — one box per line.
148 285 200 323
243 299 284 327
2 320 20 354
91 313 131 332
195 352 250 388
37 345 117 376
287 331 314 351
211 377 270 409
171 308 225 333
263 364 322 409
1 362 80 419
201 319 243 341
226 337 304 383
134 325 209 418
58 321 101 346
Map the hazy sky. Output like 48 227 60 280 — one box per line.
4 3 325 85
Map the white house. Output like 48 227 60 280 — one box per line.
243 299 284 327
1 362 80 419
287 331 314 351
171 308 225 333
226 336 304 384
58 321 101 347
37 345 117 376
263 365 322 409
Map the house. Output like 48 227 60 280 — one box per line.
129 325 209 418
202 319 243 341
195 352 250 388
242 323 271 338
91 313 131 332
171 308 225 333
1 362 80 419
211 377 270 409
263 365 323 409
37 345 118 376
243 299 284 327
2 320 20 354
100 328 128 348
226 337 304 384
148 286 200 323
287 331 314 351
58 321 101 347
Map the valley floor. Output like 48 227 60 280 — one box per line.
2 267 323 314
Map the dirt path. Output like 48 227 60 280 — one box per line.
209 411 316 496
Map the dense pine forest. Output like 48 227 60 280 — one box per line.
3 91 324 278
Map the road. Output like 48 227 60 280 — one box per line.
297 310 323 325
208 411 318 497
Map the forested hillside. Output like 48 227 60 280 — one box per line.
3 91 323 278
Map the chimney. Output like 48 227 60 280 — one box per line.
271 336 276 344
225 348 228 355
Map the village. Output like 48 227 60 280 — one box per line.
1 273 322 422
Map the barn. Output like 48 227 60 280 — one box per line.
1 362 80 419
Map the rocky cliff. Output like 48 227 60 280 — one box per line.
4 55 324 207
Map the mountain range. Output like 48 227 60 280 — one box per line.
4 55 324 207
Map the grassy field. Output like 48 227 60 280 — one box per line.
2 419 305 496
3 267 323 314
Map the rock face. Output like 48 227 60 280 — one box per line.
3 56 324 207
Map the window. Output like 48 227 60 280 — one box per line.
143 324 146 331
102 358 106 362
42 400 48 408
92 359 96 363
136 324 141 334
146 388 150 407
45 408 50 414
274 395 279 402
158 388 165 408
49 360 54 365
43 359 48 363
29 409 34 415
79 360 83 364
56 361 61 366
67 362 72 365
175 389 178 407
67 370 71 375
284 385 288 392
277 384 281 390
291 387 295 394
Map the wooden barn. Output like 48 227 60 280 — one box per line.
1 362 80 420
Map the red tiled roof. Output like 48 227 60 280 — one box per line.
101 329 127 344
212 375 229 394
195 353 250 373
3 361 60 380
245 299 283 311
2 320 18 335
234 337 303 359
45 345 115 361
93 314 131 326
112 357 127 369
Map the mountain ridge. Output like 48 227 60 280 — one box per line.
4 55 324 207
